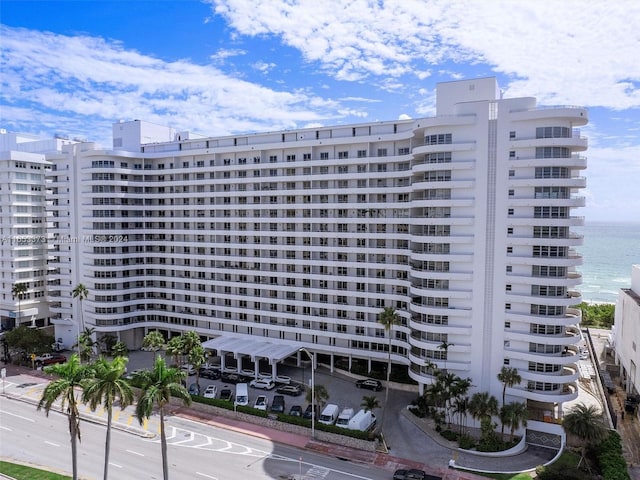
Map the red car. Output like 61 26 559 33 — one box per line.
41 354 67 366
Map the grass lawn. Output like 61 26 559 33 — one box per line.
0 461 70 480
475 472 533 480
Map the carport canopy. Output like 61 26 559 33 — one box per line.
201 336 300 364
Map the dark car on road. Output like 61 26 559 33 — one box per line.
393 469 439 480
276 384 302 396
355 378 383 391
188 383 200 396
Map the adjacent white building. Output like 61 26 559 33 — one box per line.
613 265 640 399
5 77 590 421
0 132 75 330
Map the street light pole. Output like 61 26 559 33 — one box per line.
299 348 315 438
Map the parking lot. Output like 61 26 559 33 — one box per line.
133 352 399 419
126 350 456 465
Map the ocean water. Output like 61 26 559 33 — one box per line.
575 221 640 304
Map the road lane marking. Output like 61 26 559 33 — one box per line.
109 462 122 468
126 449 145 457
44 441 60 447
195 473 218 479
0 425 12 431
0 409 36 422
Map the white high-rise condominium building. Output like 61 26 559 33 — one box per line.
44 77 589 418
0 132 76 330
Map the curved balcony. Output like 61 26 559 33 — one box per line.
508 106 588 125
504 329 581 347
511 381 578 403
412 142 476 156
510 136 587 151
509 154 587 170
518 365 579 384
505 345 580 365
414 114 477 129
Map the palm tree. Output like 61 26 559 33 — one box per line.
142 330 165 351
188 344 207 390
78 327 97 363
165 335 185 367
468 391 499 426
72 283 89 332
133 356 191 480
37 354 92 480
502 401 528 442
111 341 128 358
361 395 381 413
437 340 454 371
305 384 329 420
453 396 469 435
562 403 608 469
497 366 521 407
11 282 28 326
377 306 402 410
497 366 521 435
82 356 134 480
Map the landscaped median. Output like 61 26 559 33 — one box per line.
167 394 379 452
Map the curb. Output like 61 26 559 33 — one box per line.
1 392 155 439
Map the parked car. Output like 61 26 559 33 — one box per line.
355 378 383 391
200 368 221 380
274 375 291 385
249 379 276 390
188 383 200 396
289 405 303 417
222 366 238 374
271 395 285 413
41 354 67 366
276 384 302 396
221 373 246 384
203 385 217 399
240 368 256 378
140 345 160 352
219 387 233 401
34 353 55 363
254 395 268 411
258 372 273 381
303 404 316 420
392 469 428 480
180 364 197 375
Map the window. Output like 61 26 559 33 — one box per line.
425 133 452 145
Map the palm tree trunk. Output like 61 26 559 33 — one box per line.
69 414 79 480
160 407 169 480
104 409 112 480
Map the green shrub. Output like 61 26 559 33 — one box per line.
458 434 475 450
440 429 458 441
597 431 630 480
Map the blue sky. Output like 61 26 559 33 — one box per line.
1 0 639 222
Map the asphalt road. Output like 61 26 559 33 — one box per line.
0 394 394 480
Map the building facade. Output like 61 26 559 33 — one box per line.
10 77 588 416
0 132 76 330
613 265 640 400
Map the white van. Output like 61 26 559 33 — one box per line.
234 383 249 406
335 407 355 427
347 409 376 431
318 404 340 425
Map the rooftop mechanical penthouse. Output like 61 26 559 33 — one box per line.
41 77 588 415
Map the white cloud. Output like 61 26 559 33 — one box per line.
0 25 358 144
208 0 640 109
252 61 276 73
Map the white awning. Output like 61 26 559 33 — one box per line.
201 336 300 363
